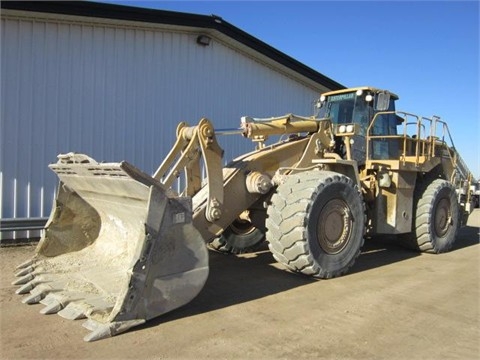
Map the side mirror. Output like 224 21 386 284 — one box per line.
375 92 391 111
313 98 324 117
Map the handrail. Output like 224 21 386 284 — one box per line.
365 111 474 185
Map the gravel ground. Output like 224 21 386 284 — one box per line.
1 210 479 359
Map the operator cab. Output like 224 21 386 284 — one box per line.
315 87 401 161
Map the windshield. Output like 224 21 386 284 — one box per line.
317 92 371 130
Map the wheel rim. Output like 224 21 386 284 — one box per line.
230 218 256 236
434 198 451 237
316 199 352 254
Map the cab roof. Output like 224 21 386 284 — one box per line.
322 86 399 100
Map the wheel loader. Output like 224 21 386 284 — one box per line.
13 87 474 341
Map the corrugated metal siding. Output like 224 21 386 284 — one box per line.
1 14 323 240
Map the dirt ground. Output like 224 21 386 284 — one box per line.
1 211 479 360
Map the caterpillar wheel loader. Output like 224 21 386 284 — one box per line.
13 87 474 341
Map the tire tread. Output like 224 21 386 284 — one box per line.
266 170 365 279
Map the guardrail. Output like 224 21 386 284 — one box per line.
0 218 48 232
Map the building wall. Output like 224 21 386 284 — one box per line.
1 11 325 240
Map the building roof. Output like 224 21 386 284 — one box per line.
1 1 345 91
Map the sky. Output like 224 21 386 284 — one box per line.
103 0 479 178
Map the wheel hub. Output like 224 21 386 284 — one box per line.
317 199 352 254
434 198 451 237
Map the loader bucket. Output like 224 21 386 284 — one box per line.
13 154 209 341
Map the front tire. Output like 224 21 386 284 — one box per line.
266 171 365 279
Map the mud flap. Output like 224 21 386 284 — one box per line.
13 154 209 341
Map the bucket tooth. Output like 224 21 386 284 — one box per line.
12 273 34 286
58 302 88 320
59 296 116 321
16 258 35 270
83 319 146 342
21 284 52 304
39 294 66 314
40 299 63 315
40 293 57 306
39 292 84 315
16 281 35 295
83 324 113 342
82 318 101 331
15 275 63 296
22 292 45 305
15 266 35 277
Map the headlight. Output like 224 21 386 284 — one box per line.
365 94 373 102
339 125 346 133
320 95 326 102
346 124 354 133
356 89 363 96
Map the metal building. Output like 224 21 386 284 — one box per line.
0 1 343 242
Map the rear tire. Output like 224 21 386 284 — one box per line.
266 171 365 279
402 179 459 253
209 218 265 254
